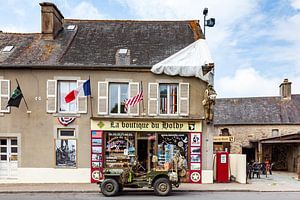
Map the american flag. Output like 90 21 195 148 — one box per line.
124 91 143 112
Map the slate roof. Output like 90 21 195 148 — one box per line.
214 95 300 125
0 20 202 67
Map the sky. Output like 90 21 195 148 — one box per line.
0 0 300 98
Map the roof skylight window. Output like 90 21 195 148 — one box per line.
66 25 76 30
2 45 14 52
119 49 128 54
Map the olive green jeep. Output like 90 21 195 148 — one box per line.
99 153 186 196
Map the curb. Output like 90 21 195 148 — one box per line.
1 190 300 194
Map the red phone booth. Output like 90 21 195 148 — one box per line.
216 151 229 183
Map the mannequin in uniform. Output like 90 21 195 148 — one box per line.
202 85 217 122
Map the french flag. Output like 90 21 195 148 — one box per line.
65 79 91 103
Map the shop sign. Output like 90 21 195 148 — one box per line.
91 120 201 132
213 136 235 142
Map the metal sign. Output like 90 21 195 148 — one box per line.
213 136 235 142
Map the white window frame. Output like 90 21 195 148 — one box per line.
109 83 129 115
58 129 76 139
57 80 77 114
159 83 179 116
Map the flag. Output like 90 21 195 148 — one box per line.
124 90 143 112
65 79 91 103
7 85 23 108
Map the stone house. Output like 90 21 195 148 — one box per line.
0 2 215 183
214 79 300 172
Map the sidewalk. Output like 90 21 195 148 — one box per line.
0 172 299 193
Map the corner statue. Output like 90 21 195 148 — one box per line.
202 85 217 122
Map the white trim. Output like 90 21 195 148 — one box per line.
53 76 80 81
148 83 158 116
98 81 108 115
76 80 87 113
179 82 189 116
128 82 139 116
0 80 10 113
46 80 57 113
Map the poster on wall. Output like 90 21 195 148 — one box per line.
90 130 103 183
189 132 202 184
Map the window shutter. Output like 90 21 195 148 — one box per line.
47 80 57 113
148 83 158 116
0 80 10 113
98 81 108 115
128 82 139 116
179 83 189 116
77 80 88 114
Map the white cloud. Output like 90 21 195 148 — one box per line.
291 0 300 9
216 68 281 98
68 1 105 19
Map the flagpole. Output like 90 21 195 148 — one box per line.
140 81 145 114
15 79 29 111
89 76 94 118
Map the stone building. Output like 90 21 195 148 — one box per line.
214 79 300 172
0 2 215 183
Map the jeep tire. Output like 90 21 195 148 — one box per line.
153 177 172 196
101 178 119 197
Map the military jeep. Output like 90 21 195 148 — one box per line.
99 153 186 196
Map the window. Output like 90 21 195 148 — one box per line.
2 46 14 52
58 81 77 113
272 129 279 137
56 129 76 167
98 81 139 115
47 79 87 114
159 84 178 114
109 83 128 114
0 79 10 113
148 82 189 116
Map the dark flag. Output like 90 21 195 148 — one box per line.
7 85 23 108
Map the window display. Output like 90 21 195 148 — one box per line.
55 139 76 167
105 132 135 168
157 133 188 170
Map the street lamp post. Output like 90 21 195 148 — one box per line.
203 8 215 38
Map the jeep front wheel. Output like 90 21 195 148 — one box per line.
101 178 119 197
153 177 172 196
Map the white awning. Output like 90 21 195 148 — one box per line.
151 39 214 84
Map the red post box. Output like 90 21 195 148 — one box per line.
216 151 229 183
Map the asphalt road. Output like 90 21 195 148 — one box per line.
1 192 300 200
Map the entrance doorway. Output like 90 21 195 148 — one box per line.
242 147 255 163
137 139 148 171
0 138 18 179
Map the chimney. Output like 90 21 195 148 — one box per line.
115 49 131 65
40 2 64 40
279 78 292 100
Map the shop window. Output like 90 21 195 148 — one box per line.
157 133 188 170
105 132 135 168
109 83 128 114
55 129 76 167
46 79 88 114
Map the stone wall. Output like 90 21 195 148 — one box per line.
214 125 300 154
